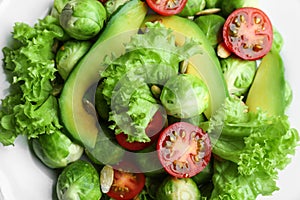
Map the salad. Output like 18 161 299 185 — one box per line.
0 0 299 200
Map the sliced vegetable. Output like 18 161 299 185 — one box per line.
115 109 166 151
222 7 273 60
56 160 102 200
106 163 145 200
157 176 201 200
146 0 188 16
157 122 211 178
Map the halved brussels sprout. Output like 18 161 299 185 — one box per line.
157 176 201 200
56 40 91 80
31 130 83 168
56 160 102 200
160 74 209 118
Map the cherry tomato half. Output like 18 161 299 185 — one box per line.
223 7 273 60
116 109 166 151
146 0 188 16
157 122 211 178
107 163 145 200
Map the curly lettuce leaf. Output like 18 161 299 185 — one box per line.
100 22 201 142
0 16 64 145
203 96 299 198
211 159 278 200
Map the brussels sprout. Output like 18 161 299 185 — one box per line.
178 0 206 17
220 56 256 96
205 0 222 9
194 14 225 47
31 130 83 169
105 0 130 18
56 40 91 80
157 176 201 200
160 74 209 118
220 0 258 17
59 0 107 40
56 160 102 200
51 0 72 18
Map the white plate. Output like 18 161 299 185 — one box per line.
0 0 299 199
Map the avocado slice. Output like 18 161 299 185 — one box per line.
246 51 286 116
59 0 148 148
143 15 228 118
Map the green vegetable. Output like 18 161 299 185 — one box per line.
59 0 107 40
220 55 256 96
178 0 206 17
0 16 65 145
160 74 209 118
105 0 130 18
56 40 91 80
85 122 125 165
220 0 259 17
272 27 284 52
51 0 72 18
31 129 83 168
246 51 286 116
59 0 148 148
157 176 201 200
194 14 225 47
56 160 102 200
101 22 201 142
202 96 299 199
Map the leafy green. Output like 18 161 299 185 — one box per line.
0 16 65 145
201 96 299 199
100 22 201 142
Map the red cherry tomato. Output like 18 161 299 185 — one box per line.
146 0 188 16
116 110 166 151
107 163 145 200
157 122 211 178
222 7 273 60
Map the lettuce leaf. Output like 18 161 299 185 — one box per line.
100 22 201 142
202 96 299 199
0 16 64 145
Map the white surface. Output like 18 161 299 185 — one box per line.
0 0 300 200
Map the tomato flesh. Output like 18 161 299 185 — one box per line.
223 7 273 60
116 110 166 151
146 0 188 16
157 122 211 178
107 163 145 200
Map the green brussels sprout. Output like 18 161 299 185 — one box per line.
220 55 256 96
56 40 91 80
56 160 102 200
178 0 206 17
31 130 83 169
59 0 107 40
194 14 225 47
157 176 201 200
160 74 209 119
221 0 258 17
205 0 222 9
51 0 72 18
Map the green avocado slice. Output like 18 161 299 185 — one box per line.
59 0 148 148
246 51 286 116
143 15 229 119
